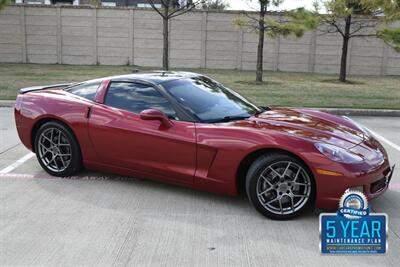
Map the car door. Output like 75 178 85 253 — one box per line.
88 81 196 184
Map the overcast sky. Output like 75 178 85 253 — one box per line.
227 0 316 11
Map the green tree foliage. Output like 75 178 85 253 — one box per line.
379 28 400 51
362 0 400 51
202 0 230 10
315 0 400 82
90 0 102 7
262 8 319 37
361 0 400 19
0 0 10 11
235 1 318 82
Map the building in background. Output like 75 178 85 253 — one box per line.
98 0 167 7
14 0 76 4
13 0 179 7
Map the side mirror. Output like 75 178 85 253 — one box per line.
140 109 173 128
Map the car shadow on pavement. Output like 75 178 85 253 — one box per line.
25 168 400 222
32 169 318 220
18 170 400 265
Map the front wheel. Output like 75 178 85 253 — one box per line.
246 153 315 220
34 121 82 177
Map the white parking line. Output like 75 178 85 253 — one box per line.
0 152 35 174
367 129 400 152
0 173 35 178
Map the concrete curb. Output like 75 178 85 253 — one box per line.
1 99 399 116
0 100 15 108
309 108 400 117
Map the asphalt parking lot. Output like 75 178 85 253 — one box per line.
1 107 399 266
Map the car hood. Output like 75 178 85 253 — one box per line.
229 108 366 149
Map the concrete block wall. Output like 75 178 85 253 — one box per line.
241 25 278 71
61 8 94 65
0 6 23 63
205 12 238 69
0 5 399 76
170 12 202 68
278 32 314 72
134 9 162 67
97 9 131 65
25 7 57 64
315 33 342 74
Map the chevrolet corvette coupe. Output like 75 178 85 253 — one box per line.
15 72 394 219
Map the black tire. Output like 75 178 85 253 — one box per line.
246 152 315 220
34 121 82 177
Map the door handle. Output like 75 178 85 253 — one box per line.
86 107 92 119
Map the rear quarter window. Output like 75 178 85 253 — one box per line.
65 82 101 101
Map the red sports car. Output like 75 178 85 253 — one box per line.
14 72 394 219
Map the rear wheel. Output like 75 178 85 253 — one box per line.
246 153 315 220
34 121 82 177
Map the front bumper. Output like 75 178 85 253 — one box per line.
315 162 394 209
364 164 394 198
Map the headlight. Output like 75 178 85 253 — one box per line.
314 143 363 163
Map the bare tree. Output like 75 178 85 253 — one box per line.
148 0 205 70
315 0 400 82
236 1 318 82
256 1 268 83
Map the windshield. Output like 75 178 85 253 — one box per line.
162 76 262 123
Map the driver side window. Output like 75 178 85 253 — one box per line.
104 82 178 119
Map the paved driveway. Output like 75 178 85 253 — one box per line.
1 107 399 266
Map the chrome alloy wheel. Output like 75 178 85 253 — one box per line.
37 127 72 173
256 161 311 215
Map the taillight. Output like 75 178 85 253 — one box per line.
15 95 23 110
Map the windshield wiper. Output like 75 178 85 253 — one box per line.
254 106 270 115
208 116 250 123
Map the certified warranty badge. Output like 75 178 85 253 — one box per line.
320 190 388 254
